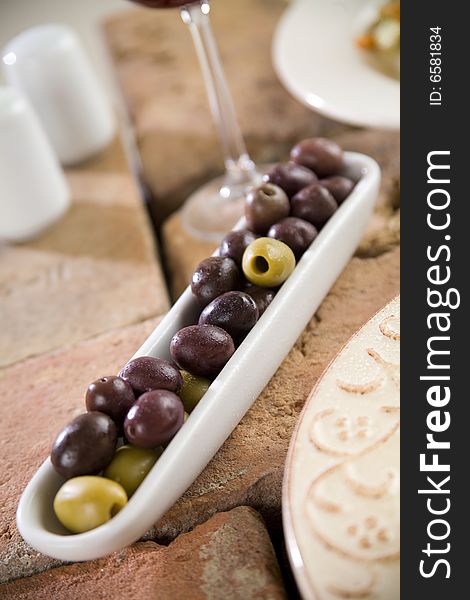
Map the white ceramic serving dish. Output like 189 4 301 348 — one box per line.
283 297 400 599
16 152 380 562
273 0 400 130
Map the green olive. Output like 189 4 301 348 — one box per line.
179 370 211 413
53 476 127 534
242 237 296 287
104 445 162 497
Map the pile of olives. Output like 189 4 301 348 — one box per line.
50 137 355 533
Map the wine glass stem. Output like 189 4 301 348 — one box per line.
181 2 257 186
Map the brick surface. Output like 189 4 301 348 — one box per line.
102 0 341 225
0 507 286 600
162 213 217 299
0 138 169 368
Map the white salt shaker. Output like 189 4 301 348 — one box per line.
0 87 70 242
2 24 115 165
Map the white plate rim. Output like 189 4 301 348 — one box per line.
272 0 400 130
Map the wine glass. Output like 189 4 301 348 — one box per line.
128 0 262 241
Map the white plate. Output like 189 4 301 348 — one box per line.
16 152 380 562
283 297 400 599
273 0 400 130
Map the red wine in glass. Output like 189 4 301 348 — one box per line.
130 0 195 7
127 0 261 240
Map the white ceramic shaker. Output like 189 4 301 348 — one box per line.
2 24 115 165
0 87 70 242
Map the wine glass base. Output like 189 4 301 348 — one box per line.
181 166 272 242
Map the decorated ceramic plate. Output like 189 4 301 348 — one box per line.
283 296 400 599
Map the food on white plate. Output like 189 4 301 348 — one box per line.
356 1 400 78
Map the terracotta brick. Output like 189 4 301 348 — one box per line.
0 507 286 600
162 213 217 300
0 138 169 368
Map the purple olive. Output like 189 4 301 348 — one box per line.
124 390 184 448
268 217 318 259
290 138 344 177
263 161 317 198
320 175 355 205
199 291 259 343
291 183 338 229
51 412 117 479
244 183 290 234
191 256 240 307
85 376 135 430
170 325 235 378
119 356 183 395
244 286 276 317
219 230 258 266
